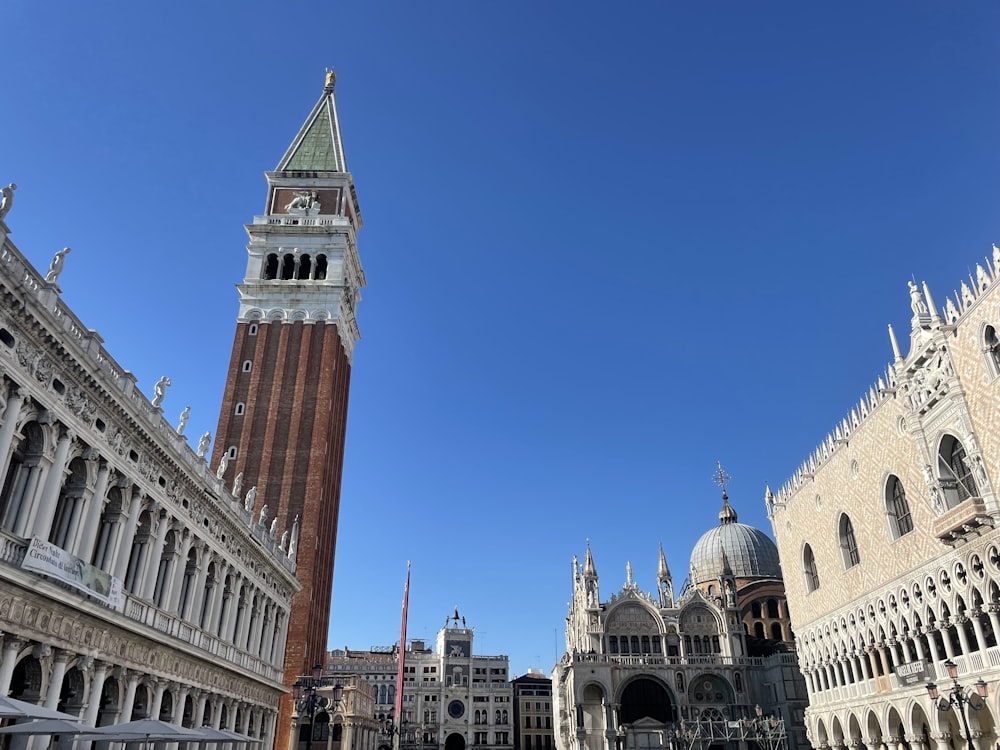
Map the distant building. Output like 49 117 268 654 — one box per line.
768 249 1000 750
0 192 298 746
552 491 808 750
512 671 554 750
326 611 514 750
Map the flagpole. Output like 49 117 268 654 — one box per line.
393 562 411 750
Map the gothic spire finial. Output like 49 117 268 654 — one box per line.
888 323 903 362
583 541 597 577
658 543 671 579
325 68 337 91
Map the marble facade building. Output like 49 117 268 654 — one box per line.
552 496 809 750
0 214 300 745
0 75 368 748
768 247 1000 750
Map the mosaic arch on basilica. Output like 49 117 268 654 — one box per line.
552 489 810 750
768 245 1000 750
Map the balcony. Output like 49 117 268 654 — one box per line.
932 496 994 545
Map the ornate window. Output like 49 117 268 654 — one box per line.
985 325 1000 376
886 475 914 538
803 544 819 592
938 434 979 508
839 514 860 568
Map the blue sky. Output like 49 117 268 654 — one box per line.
5 2 1000 677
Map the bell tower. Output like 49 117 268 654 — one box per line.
212 70 365 740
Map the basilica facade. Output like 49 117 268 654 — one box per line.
768 248 1000 750
552 497 809 750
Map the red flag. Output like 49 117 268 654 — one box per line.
394 561 410 741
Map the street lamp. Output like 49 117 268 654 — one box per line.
926 660 988 750
750 705 786 750
379 711 400 750
294 664 344 750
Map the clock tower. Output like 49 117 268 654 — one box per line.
212 70 365 747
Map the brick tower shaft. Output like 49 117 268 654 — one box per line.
212 70 365 750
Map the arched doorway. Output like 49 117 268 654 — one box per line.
444 732 466 750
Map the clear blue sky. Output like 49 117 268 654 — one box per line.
5 2 1000 677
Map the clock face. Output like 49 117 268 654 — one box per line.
448 700 465 719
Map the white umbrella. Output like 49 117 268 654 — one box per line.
76 718 210 742
0 719 92 735
0 696 78 720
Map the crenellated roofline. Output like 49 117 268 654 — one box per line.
767 246 1000 512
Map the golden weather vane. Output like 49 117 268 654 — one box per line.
713 461 732 496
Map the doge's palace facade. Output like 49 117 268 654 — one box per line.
769 247 1000 750
0 204 300 746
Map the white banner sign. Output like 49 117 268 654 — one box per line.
21 538 123 610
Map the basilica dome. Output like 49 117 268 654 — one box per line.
688 495 782 584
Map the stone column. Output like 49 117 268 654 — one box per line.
261 604 277 659
925 630 943 662
82 660 109 726
219 576 239 642
112 488 144 580
45 649 73 710
954 621 972 656
118 671 140 723
0 387 25 482
194 691 208 728
184 544 209 622
73 458 110 559
845 655 858 684
141 508 170 600
11 454 45 536
900 638 915 664
166 532 195 614
31 426 74 540
0 636 26 694
270 612 288 664
941 627 956 659
150 679 168 721
970 615 987 653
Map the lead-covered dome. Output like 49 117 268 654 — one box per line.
688 495 782 584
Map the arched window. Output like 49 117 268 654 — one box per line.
751 601 762 618
803 544 819 592
754 622 765 639
608 636 618 654
839 514 860 568
770 622 783 641
263 255 278 280
938 435 979 507
985 325 1000 376
886 475 913 539
766 599 779 618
